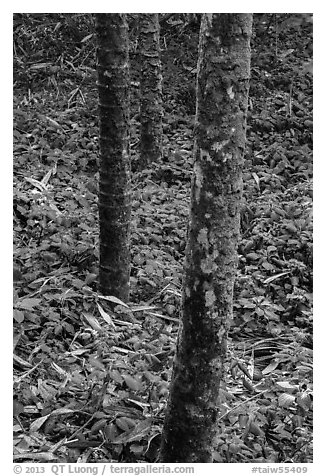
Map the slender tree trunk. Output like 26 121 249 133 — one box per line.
139 13 163 169
96 14 131 302
160 13 252 463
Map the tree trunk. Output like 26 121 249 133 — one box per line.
96 14 131 302
160 13 252 463
139 13 163 169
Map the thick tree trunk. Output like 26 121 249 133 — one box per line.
160 13 252 463
139 13 163 168
96 14 131 302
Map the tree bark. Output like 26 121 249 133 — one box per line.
160 13 252 463
139 13 163 169
96 14 131 302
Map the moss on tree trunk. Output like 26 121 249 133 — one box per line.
160 13 252 463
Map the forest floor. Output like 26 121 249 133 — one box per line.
13 14 312 463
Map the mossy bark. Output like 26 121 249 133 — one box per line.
139 13 163 168
160 14 252 463
96 14 131 302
